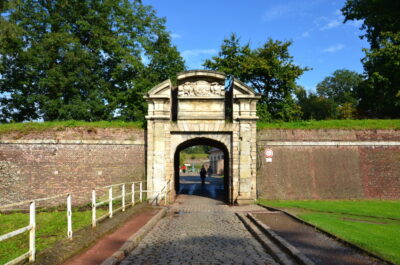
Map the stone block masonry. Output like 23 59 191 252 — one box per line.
0 128 145 205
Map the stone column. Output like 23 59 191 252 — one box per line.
234 97 259 204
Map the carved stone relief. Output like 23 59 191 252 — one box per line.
178 81 225 97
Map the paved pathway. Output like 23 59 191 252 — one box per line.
120 176 277 265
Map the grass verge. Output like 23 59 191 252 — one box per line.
0 208 106 264
257 119 400 130
0 120 144 135
258 199 400 264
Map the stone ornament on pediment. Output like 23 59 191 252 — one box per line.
178 81 225 97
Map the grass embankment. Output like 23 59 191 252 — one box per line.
258 199 400 264
257 119 400 130
0 208 106 264
0 120 144 135
1 119 399 134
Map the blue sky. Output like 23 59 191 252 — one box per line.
144 0 368 92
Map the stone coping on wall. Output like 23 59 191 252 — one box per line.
0 139 145 145
257 141 400 146
257 129 400 141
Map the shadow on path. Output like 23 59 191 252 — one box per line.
177 174 225 203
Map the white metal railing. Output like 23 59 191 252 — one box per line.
0 180 153 264
91 181 147 227
150 179 172 205
0 201 35 264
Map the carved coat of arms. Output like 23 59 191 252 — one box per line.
178 81 225 97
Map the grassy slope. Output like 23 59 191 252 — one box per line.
259 199 400 264
0 120 144 135
0 209 106 264
0 119 399 135
257 119 400 129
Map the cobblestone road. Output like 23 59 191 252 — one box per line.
120 176 278 265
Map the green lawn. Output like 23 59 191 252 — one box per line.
259 199 400 264
0 208 106 264
0 120 144 135
257 119 400 130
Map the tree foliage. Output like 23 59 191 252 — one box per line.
203 34 308 122
296 87 337 120
317 69 362 106
0 0 185 122
342 0 400 118
296 69 362 120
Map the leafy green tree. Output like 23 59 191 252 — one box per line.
317 69 362 106
203 34 308 122
316 69 362 119
296 87 337 120
342 0 400 118
0 0 184 122
342 0 400 49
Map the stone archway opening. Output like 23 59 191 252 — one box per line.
145 70 260 205
173 137 230 202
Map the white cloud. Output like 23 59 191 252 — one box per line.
322 44 345 53
262 1 321 22
171 33 182 39
181 49 217 58
302 31 310 38
262 4 293 21
320 19 341 30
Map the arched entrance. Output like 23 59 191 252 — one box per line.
145 70 260 204
174 137 230 201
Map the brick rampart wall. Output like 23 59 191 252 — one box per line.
0 128 145 205
1 127 399 204
257 129 400 200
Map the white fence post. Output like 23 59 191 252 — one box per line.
122 184 126 212
92 190 96 227
131 183 135 205
29 201 36 262
139 182 143 202
109 187 113 218
67 194 72 239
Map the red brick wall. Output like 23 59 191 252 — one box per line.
257 129 400 200
0 128 145 205
1 127 399 204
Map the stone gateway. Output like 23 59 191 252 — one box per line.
145 70 260 204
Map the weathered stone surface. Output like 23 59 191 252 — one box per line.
144 71 260 204
120 194 277 265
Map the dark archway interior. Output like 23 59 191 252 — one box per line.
174 137 230 202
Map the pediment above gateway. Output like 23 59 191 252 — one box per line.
178 80 225 98
145 70 260 121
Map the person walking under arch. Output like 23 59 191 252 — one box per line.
200 165 207 184
207 166 213 178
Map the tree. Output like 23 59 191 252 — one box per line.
0 0 185 122
342 0 400 118
316 69 362 119
203 34 308 122
317 69 362 105
342 0 400 49
296 87 337 120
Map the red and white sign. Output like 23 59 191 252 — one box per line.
264 148 273 158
